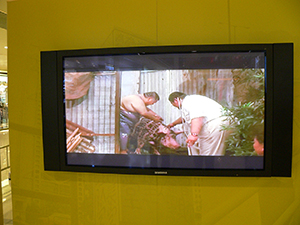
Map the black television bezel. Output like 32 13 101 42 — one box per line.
41 43 293 177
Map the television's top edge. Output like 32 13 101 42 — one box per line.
40 43 293 54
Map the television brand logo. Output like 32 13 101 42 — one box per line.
154 171 168 175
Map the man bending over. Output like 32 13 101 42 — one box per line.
119 92 162 154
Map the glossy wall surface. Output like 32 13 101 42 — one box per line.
8 0 300 224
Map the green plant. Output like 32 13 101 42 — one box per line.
222 69 264 156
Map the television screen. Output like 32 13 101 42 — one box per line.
41 43 293 176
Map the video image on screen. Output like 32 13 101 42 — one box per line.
64 52 265 159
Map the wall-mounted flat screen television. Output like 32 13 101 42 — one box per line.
41 43 293 177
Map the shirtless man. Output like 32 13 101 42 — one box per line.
119 92 162 154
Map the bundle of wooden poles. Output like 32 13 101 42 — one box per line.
66 120 96 153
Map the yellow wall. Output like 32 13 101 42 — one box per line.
7 0 300 224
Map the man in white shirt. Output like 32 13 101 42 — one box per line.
168 91 229 156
